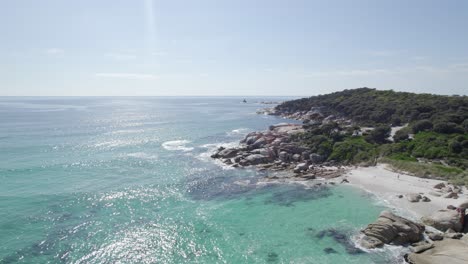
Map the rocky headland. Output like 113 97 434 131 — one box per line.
211 88 468 264
211 123 346 182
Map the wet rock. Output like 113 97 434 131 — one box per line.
239 159 250 166
360 236 384 249
360 211 425 249
233 155 243 163
211 148 239 159
397 194 404 198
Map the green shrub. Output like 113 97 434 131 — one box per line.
328 137 377 163
411 120 433 133
394 127 410 142
365 125 391 144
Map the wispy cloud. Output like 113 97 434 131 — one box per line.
450 63 468 71
151 51 167 56
95 73 158 80
46 48 65 55
303 68 395 77
367 50 400 57
105 52 137 60
410 56 427 61
302 63 468 77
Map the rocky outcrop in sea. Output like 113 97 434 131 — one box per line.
211 123 345 180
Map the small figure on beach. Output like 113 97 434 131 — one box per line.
397 174 400 180
242 99 247 103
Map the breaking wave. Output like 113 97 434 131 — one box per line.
161 140 194 152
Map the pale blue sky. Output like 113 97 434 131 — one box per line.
1 0 468 96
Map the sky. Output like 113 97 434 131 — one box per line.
1 0 468 96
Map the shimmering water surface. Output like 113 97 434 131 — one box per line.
0 97 399 263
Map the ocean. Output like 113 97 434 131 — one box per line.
0 97 402 263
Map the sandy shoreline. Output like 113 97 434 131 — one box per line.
335 164 467 220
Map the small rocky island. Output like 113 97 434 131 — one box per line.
211 88 468 263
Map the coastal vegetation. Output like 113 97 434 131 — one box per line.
275 88 468 184
276 88 468 128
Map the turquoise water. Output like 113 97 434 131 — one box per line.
0 97 399 263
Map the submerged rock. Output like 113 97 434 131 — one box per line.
360 211 425 249
323 247 337 254
315 228 364 254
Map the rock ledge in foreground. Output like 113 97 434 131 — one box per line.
360 211 425 249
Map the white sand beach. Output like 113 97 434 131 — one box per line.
340 164 468 220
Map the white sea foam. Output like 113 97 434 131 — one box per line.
161 140 194 152
350 233 408 263
126 152 158 160
196 141 240 169
106 129 146 135
93 139 148 148
226 128 249 136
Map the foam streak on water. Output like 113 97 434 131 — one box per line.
0 97 400 263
